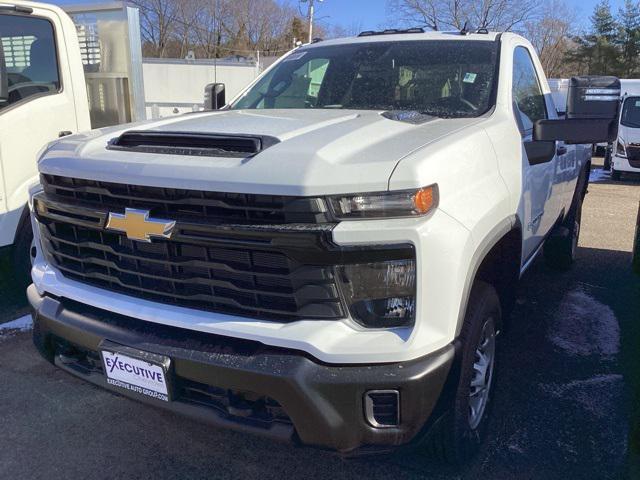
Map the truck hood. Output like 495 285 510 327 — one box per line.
39 109 483 196
618 124 640 145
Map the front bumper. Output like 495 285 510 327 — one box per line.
29 286 455 453
614 154 640 172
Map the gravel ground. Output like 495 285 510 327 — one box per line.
0 162 638 479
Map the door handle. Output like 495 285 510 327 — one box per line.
556 145 567 156
59 131 73 138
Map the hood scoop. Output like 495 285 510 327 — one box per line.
382 110 436 125
107 130 280 158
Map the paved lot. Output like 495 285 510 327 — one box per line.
1 163 638 479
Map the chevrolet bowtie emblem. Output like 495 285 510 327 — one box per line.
105 208 176 242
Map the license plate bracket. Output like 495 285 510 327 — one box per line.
99 340 173 402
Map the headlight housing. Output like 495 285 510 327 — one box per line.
338 258 416 328
616 138 627 157
328 185 437 220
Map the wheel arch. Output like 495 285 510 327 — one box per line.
455 216 522 336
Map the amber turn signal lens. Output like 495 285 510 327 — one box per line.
413 187 434 214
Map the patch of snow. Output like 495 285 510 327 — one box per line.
589 168 610 183
549 289 620 357
507 430 527 454
0 315 33 335
540 374 624 419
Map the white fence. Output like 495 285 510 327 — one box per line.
143 58 261 119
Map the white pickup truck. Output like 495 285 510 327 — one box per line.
26 29 619 463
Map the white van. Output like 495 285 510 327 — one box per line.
612 81 640 180
612 95 640 179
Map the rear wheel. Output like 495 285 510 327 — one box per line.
428 281 500 464
544 198 582 270
544 167 587 271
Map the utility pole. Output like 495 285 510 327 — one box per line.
301 0 322 43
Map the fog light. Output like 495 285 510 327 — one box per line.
338 259 416 328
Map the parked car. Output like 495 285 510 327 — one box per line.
26 29 618 463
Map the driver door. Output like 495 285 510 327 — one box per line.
0 10 77 230
512 46 562 263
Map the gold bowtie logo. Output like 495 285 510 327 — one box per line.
105 208 176 242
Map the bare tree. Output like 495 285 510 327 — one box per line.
133 0 317 60
387 0 540 31
524 1 573 77
131 0 179 57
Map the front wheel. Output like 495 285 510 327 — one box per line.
12 214 34 289
611 166 621 181
603 148 612 171
428 281 500 464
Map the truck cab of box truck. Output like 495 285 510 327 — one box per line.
0 1 90 281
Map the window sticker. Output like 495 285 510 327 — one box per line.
635 100 640 107
463 72 477 83
283 51 307 62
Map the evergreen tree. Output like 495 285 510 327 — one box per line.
617 0 640 77
567 0 621 75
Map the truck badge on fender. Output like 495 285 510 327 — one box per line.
105 208 176 242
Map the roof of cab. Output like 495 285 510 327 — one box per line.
302 30 503 49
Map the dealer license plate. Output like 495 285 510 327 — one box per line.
101 349 170 402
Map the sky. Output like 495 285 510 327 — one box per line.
52 0 624 33
313 0 611 32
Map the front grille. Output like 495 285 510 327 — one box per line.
41 174 332 225
626 144 640 168
36 175 346 322
179 378 292 428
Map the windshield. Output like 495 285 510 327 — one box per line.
621 96 640 128
231 40 499 118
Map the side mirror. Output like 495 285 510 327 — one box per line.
0 42 8 102
204 83 226 110
534 76 620 144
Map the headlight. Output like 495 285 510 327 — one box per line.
616 139 627 157
338 259 416 328
328 185 437 220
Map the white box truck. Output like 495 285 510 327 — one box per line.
0 1 145 284
0 1 91 282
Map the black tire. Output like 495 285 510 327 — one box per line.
12 209 34 289
428 281 500 464
611 167 621 181
32 317 54 364
544 169 586 271
603 149 612 171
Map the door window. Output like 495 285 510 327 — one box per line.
0 14 60 111
512 46 547 134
